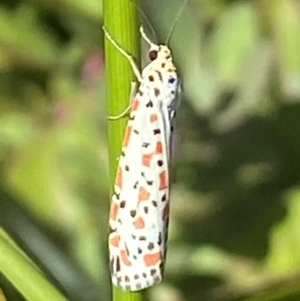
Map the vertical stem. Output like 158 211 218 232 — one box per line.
103 0 143 300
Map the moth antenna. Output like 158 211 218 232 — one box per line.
129 0 158 43
165 0 188 45
140 26 154 46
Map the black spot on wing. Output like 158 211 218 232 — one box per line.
148 242 154 250
155 70 163 81
142 142 150 147
150 269 157 276
116 256 121 272
158 232 162 245
130 210 137 217
157 160 163 166
146 100 153 107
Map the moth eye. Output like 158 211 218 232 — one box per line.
149 50 158 61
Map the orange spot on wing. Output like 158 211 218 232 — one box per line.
142 153 153 167
115 166 122 189
109 234 120 247
133 217 145 229
150 113 158 122
139 187 150 202
156 141 163 154
120 249 132 266
110 202 119 221
123 126 132 147
159 170 168 190
131 99 140 111
143 252 162 267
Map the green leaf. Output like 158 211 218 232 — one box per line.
0 228 69 301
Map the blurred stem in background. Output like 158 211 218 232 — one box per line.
103 0 143 300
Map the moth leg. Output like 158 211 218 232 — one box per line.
109 82 138 120
103 26 142 82
109 106 130 121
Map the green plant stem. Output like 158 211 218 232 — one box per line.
103 0 143 300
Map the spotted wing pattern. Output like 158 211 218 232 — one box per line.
107 30 181 292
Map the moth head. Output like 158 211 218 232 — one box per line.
148 45 172 61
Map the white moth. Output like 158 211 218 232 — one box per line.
104 23 181 291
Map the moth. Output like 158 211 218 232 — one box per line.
104 24 181 291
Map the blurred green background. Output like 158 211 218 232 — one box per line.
1 0 300 300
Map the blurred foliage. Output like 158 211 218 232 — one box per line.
0 0 300 301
